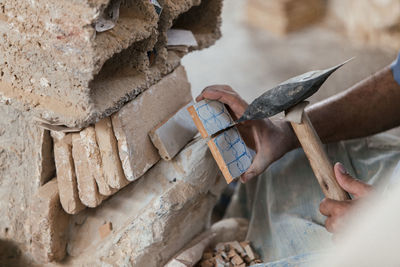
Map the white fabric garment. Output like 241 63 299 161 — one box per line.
226 133 400 266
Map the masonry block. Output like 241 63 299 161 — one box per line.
29 178 70 263
95 117 129 189
71 133 103 208
111 66 192 181
79 127 116 196
0 0 223 128
52 132 86 214
65 138 227 266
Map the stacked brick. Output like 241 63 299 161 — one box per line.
0 0 224 265
53 66 193 212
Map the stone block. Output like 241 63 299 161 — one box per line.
0 0 223 128
0 103 53 249
29 178 70 263
65 138 226 266
111 66 192 181
52 132 86 214
149 101 197 161
71 133 103 208
79 127 116 196
95 117 129 189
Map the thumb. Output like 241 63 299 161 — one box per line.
240 152 269 183
334 162 372 198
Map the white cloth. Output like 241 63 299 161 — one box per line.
226 133 400 265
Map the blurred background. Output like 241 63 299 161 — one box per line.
182 0 399 105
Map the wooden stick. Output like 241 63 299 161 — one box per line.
289 110 350 201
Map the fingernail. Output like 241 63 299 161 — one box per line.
337 163 347 174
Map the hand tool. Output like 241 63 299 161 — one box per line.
237 59 353 201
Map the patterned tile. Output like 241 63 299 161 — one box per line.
194 99 234 136
214 127 253 178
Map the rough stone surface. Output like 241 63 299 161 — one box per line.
0 0 223 128
95 117 129 189
111 66 193 181
29 178 70 263
71 133 103 208
64 139 226 266
0 102 54 251
52 132 86 215
79 126 116 196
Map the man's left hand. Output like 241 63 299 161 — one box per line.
319 163 373 234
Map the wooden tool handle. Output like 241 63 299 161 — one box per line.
290 112 351 201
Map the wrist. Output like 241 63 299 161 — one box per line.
276 119 300 152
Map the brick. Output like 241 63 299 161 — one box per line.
231 255 244 265
207 128 254 184
30 178 70 263
111 66 192 181
243 244 255 261
72 133 103 207
79 127 116 196
52 132 85 214
95 117 129 189
149 101 197 161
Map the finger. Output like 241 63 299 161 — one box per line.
319 198 348 216
334 163 372 198
325 217 336 233
196 85 235 102
319 198 334 216
240 151 269 183
197 88 248 118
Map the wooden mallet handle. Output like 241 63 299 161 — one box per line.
286 102 351 201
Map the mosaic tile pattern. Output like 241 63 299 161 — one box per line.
194 100 234 136
214 127 253 178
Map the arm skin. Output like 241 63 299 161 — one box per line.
307 66 400 144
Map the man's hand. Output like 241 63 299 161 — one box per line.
196 85 298 183
319 163 373 234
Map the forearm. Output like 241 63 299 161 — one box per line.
306 65 400 143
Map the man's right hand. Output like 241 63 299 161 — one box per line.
196 85 298 183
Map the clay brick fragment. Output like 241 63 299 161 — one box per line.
95 117 129 189
111 66 192 181
52 132 86 214
231 254 244 265
72 133 103 207
30 178 70 263
243 244 255 261
79 127 116 196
